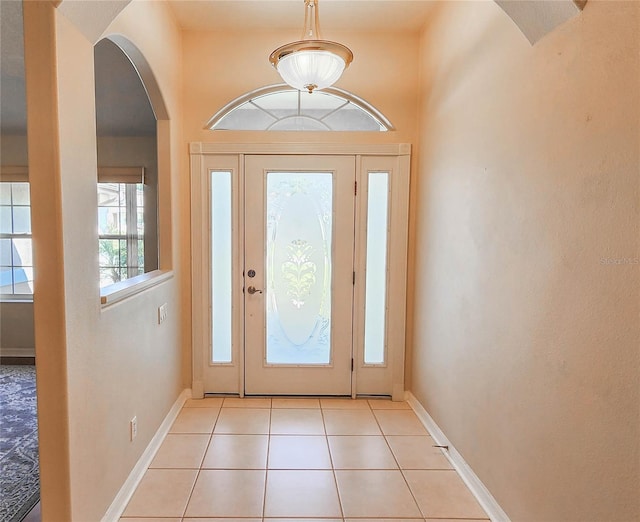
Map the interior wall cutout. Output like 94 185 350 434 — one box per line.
104 35 170 121
94 38 158 288
94 33 176 294
102 34 173 276
207 84 394 132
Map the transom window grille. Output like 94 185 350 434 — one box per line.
207 85 393 132
0 181 33 296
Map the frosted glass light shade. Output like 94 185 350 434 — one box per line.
269 1 353 93
277 50 346 93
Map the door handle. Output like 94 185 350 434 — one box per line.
247 286 263 295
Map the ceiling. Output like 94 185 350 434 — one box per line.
167 1 437 33
1 0 436 138
0 0 587 138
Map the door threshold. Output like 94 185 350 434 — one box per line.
203 392 392 399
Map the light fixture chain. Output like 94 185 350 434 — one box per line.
302 0 322 41
270 0 353 93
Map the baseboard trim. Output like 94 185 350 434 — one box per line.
0 347 36 358
101 388 191 522
0 356 35 365
405 391 511 522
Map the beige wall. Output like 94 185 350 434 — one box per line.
23 1 184 520
0 302 34 354
0 134 28 164
412 1 639 520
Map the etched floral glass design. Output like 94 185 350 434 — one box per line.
266 172 333 364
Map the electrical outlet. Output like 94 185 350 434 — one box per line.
158 303 168 324
130 416 138 441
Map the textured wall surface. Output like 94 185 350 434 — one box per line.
412 1 639 520
0 302 34 352
22 1 184 519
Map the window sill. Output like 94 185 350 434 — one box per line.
100 270 173 306
0 297 34 304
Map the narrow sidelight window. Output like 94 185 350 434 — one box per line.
364 172 389 364
211 171 233 363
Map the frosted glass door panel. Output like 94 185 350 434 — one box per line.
244 154 355 396
266 172 332 364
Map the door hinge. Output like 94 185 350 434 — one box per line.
351 358 354 371
354 180 358 196
352 271 356 285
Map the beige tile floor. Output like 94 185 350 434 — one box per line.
120 397 489 522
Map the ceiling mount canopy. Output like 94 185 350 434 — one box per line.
269 0 353 94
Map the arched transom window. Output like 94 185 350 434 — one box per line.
206 84 393 132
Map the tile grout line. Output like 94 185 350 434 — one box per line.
179 404 220 520
320 403 345 521
196 406 220 468
150 398 466 521
370 404 427 520
261 405 273 519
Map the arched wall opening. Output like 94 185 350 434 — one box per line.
99 34 173 281
94 38 159 288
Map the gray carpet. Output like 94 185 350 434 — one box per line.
0 365 39 522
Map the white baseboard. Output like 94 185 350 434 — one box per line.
0 347 35 357
101 388 192 522
405 391 511 522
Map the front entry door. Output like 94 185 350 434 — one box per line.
191 144 410 400
244 155 355 395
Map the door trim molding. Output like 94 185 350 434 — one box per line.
190 143 411 397
243 155 355 396
190 142 411 156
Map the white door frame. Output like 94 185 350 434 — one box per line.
190 142 411 400
244 154 356 396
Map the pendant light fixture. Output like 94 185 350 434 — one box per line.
269 0 353 94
